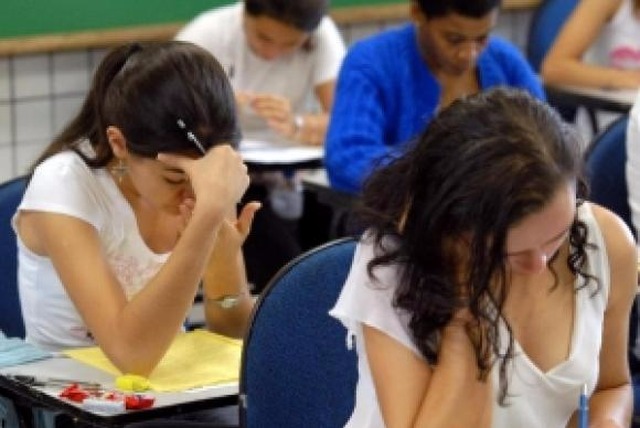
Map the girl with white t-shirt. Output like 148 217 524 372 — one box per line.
14 41 258 377
330 88 637 427
177 0 347 292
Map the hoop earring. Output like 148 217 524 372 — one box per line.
110 159 128 183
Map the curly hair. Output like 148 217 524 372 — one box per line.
358 87 597 404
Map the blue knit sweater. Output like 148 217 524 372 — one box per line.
325 24 545 194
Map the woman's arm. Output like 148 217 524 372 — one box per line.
570 205 637 427
289 79 334 146
19 146 249 376
541 0 640 89
364 316 492 428
202 202 260 338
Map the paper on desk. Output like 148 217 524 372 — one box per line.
239 138 323 164
63 330 241 392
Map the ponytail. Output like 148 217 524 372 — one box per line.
29 43 143 172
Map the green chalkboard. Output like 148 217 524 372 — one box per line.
0 0 404 40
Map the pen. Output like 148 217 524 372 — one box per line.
578 383 588 428
10 375 102 390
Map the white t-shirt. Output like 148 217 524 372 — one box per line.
13 150 169 351
330 203 609 428
176 2 346 141
586 0 640 69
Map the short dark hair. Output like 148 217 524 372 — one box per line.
244 0 329 32
415 0 501 18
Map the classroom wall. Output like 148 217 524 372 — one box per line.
0 10 533 183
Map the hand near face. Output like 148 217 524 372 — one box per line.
157 145 249 216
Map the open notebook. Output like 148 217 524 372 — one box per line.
64 330 241 392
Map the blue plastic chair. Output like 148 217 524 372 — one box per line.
526 0 579 73
0 176 27 338
584 114 633 235
239 237 358 428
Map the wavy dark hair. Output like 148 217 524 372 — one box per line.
359 87 597 404
416 0 502 18
30 41 239 172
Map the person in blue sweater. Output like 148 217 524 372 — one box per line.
325 0 545 194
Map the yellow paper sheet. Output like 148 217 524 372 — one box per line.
64 330 242 392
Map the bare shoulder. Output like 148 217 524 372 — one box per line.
588 203 637 301
589 203 636 256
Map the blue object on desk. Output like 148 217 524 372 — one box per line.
0 176 28 339
0 331 50 368
578 384 588 428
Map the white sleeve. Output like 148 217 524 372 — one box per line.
626 90 640 240
18 153 103 231
311 16 347 86
175 11 218 48
329 237 423 358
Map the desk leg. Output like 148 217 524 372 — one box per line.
14 402 34 428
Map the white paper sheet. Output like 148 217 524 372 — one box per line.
239 139 323 165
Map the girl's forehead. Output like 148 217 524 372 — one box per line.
506 186 577 252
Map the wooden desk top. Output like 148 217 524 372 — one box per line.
0 0 540 56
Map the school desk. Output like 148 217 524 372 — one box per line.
0 355 238 427
545 84 638 114
239 138 324 172
302 169 356 239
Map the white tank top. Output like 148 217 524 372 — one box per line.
330 203 609 428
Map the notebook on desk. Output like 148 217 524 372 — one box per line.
64 330 241 392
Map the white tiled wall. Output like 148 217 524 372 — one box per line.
0 50 97 182
0 11 531 183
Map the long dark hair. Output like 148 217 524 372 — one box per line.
30 41 239 172
359 88 595 404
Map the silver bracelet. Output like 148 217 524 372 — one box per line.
293 114 305 138
205 294 242 310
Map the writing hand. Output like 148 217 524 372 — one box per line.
249 93 296 138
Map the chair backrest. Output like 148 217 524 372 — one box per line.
526 0 579 72
0 176 27 338
239 237 358 428
584 114 634 236
583 114 640 374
